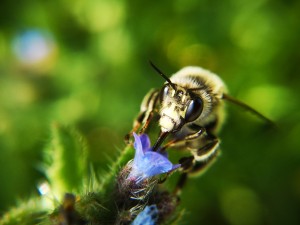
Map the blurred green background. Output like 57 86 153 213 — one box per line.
0 0 300 224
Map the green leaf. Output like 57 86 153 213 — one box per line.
45 123 88 197
0 198 47 225
93 144 134 195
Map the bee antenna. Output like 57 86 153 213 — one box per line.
222 94 276 128
149 61 176 90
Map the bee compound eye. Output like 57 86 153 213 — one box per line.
160 85 169 101
185 97 203 122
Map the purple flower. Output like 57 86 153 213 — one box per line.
128 133 180 183
131 205 158 225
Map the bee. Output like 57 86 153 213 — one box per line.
127 62 272 190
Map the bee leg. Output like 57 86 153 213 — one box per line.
161 127 218 162
158 173 170 184
174 149 219 195
139 110 155 134
173 156 194 195
179 156 195 171
139 90 160 134
160 127 206 151
183 135 219 183
124 111 146 143
193 134 219 162
185 133 219 176
174 173 188 195
190 150 219 175
173 134 220 195
125 89 160 143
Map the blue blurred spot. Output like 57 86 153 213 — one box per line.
12 29 55 64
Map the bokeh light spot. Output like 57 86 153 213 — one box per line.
12 29 56 65
72 0 125 32
241 85 294 120
221 186 263 225
96 29 132 64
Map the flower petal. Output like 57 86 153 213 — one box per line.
133 133 144 162
139 133 151 152
129 133 181 183
142 152 173 177
132 205 158 225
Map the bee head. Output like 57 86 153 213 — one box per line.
149 61 204 133
159 84 203 133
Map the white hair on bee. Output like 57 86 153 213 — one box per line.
168 66 227 127
170 66 227 97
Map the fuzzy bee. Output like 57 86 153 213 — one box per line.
127 62 272 189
